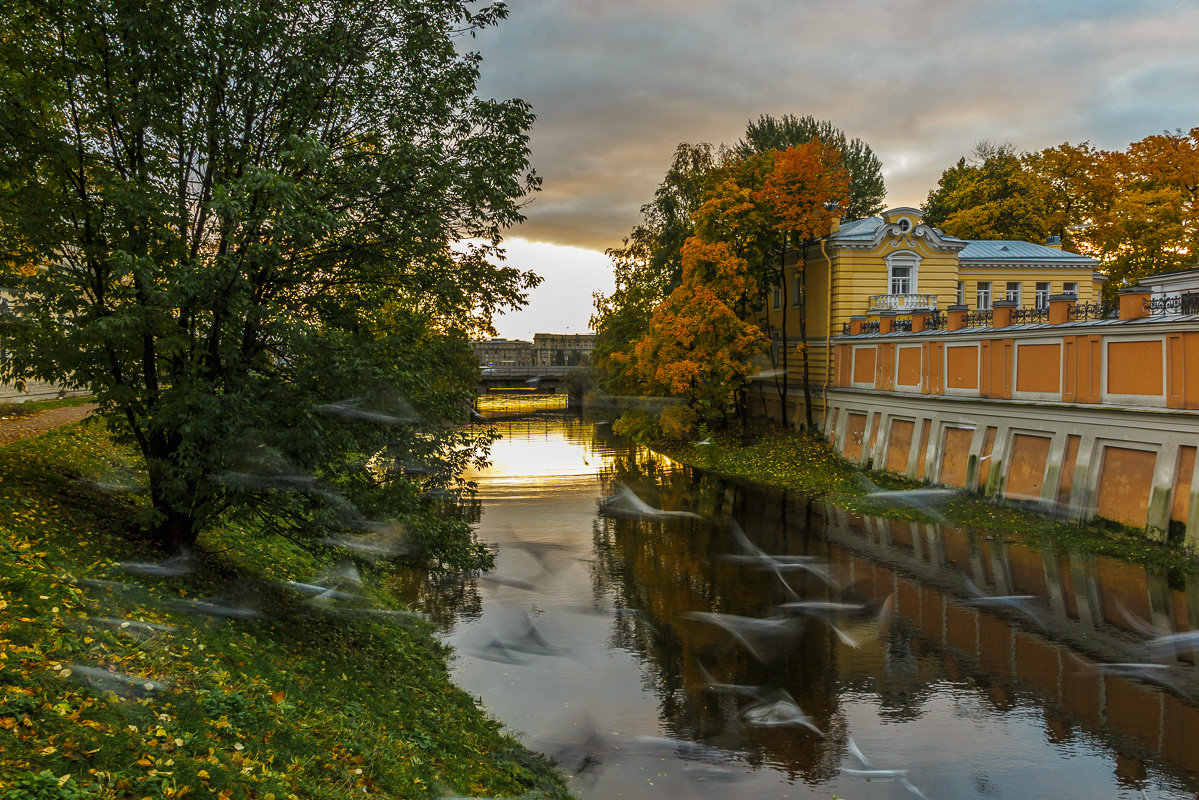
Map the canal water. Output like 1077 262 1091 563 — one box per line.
417 399 1199 799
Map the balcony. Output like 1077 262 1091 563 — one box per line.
868 293 938 312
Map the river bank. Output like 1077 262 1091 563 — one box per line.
646 422 1199 573
0 420 570 799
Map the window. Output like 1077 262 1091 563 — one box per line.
771 284 782 311
1063 281 1078 297
887 253 919 296
791 273 802 307
1035 282 1050 309
976 281 992 309
956 281 965 306
1006 282 1021 304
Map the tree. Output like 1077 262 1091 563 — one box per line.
0 0 539 566
617 238 767 436
592 142 719 394
692 144 848 430
735 114 884 220
755 143 849 429
1024 141 1115 252
922 142 1051 241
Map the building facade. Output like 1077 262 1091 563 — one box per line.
827 292 1199 542
532 333 595 367
471 338 534 367
753 207 1107 425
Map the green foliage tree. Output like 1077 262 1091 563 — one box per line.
0 0 539 567
735 114 884 220
922 142 1051 242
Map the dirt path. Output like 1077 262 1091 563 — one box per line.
0 403 98 446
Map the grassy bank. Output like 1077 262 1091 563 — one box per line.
651 424 1199 573
0 421 571 799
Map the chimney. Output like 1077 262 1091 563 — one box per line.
1044 235 1062 251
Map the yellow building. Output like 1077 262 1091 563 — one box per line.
754 207 1104 425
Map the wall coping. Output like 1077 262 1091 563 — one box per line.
827 386 1199 424
834 314 1199 342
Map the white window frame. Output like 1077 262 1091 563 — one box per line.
771 284 782 311
976 281 992 309
956 281 965 306
1035 282 1050 309
1063 281 1078 297
885 252 920 297
1006 281 1021 304
791 272 802 307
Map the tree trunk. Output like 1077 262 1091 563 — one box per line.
152 508 199 555
799 243 815 431
775 240 788 428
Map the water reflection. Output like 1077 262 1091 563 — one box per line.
416 403 1199 799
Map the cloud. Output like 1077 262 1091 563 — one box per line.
472 0 1199 253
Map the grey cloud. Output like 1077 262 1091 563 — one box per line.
474 0 1199 251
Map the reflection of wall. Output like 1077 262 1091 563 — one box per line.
817 501 1199 786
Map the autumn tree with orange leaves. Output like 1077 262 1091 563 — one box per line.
615 237 767 437
693 141 848 429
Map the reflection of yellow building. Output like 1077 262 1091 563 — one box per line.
754 207 1104 424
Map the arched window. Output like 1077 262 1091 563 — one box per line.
886 252 920 295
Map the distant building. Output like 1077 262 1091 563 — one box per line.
532 333 596 367
471 337 533 367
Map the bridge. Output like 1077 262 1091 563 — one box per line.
477 365 586 392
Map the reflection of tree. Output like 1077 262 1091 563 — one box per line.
591 450 848 781
384 567 483 632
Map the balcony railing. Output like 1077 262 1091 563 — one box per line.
868 293 938 312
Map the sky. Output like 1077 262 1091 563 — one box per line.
472 0 1199 340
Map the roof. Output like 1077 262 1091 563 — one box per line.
829 216 887 241
958 240 1097 266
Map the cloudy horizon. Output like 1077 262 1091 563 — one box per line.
473 0 1199 339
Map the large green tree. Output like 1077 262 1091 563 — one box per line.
922 142 1051 242
734 114 884 221
0 0 539 565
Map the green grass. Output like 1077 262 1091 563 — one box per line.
0 421 571 799
653 423 1199 573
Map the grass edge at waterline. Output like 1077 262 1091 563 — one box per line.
644 424 1198 573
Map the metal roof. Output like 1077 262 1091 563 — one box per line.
830 216 885 240
958 240 1097 265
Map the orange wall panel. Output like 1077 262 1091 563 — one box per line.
915 422 931 480
1172 446 1196 525
1107 340 1163 397
1057 435 1081 506
1187 332 1199 409
1095 445 1157 528
896 346 922 388
886 419 915 473
946 345 978 390
940 427 974 487
1016 343 1062 394
1086 336 1102 402
852 347 877 385
843 413 868 461
1167 334 1185 408
1004 434 1052 501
